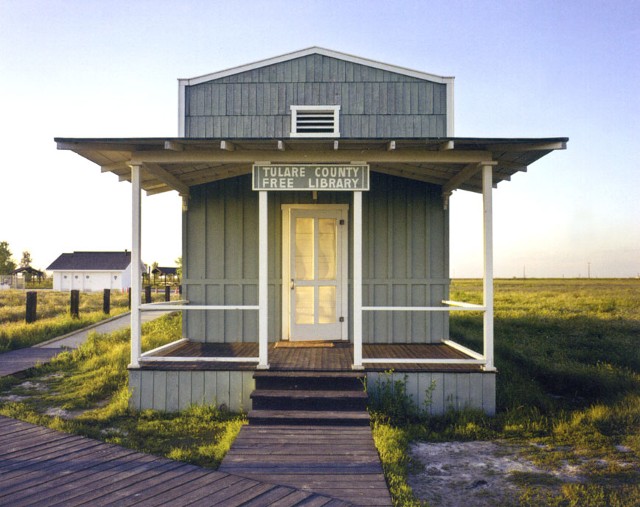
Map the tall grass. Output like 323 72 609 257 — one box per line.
0 290 134 352
450 279 640 413
374 279 640 506
0 290 130 324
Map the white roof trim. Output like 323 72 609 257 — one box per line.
178 81 186 137
179 47 455 86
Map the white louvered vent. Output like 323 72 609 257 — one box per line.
290 105 340 138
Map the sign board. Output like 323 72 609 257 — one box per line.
252 164 370 191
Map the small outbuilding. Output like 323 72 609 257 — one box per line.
151 266 179 285
56 47 567 416
47 251 136 292
6 266 45 288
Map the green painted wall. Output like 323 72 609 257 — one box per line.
185 53 448 138
129 369 495 415
182 172 449 344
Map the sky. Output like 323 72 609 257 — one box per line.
0 0 638 278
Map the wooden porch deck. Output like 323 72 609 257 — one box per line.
140 341 483 372
0 415 353 506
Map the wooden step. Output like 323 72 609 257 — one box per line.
253 371 366 391
251 389 368 411
248 409 371 426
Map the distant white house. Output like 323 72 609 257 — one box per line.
47 251 138 292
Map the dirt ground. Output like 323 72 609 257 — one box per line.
407 440 578 507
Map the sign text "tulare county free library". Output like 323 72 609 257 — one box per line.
252 164 370 191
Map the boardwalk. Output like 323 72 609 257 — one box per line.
0 311 169 378
0 416 351 506
0 348 65 377
220 425 392 507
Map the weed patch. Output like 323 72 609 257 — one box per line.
371 279 640 506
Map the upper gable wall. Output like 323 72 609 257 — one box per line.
183 54 449 138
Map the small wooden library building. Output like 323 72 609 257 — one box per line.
56 47 567 416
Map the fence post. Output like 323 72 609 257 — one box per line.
26 291 37 323
70 290 80 318
103 288 111 314
164 285 171 302
128 287 132 309
145 285 152 304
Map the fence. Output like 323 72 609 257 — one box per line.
23 287 177 324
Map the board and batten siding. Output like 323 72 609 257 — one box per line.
129 370 254 412
129 370 493 415
182 172 449 344
367 371 495 415
184 54 448 139
361 173 449 343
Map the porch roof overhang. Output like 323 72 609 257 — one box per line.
55 136 568 196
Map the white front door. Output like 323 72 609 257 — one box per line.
283 205 348 341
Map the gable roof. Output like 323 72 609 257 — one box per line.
47 251 132 271
152 266 178 276
10 266 45 276
180 47 454 87
178 47 456 137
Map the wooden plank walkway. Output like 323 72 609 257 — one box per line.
0 416 352 506
220 425 392 507
0 348 65 377
0 311 168 379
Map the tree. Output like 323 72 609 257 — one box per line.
20 251 32 268
175 257 182 279
0 241 16 275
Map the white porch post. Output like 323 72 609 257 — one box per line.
352 191 364 369
257 190 269 369
130 164 142 368
482 164 496 371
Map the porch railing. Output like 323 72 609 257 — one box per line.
357 300 488 367
137 301 262 364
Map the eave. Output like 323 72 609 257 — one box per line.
55 137 568 196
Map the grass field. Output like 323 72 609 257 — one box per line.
0 279 638 506
0 313 245 468
374 278 640 506
0 290 131 352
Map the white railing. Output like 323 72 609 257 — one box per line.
138 301 262 364
357 300 487 366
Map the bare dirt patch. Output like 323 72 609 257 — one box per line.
408 440 578 507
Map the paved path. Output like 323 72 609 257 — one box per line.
0 311 169 378
0 416 350 506
220 425 392 507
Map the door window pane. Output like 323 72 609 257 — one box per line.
318 286 336 323
295 286 314 324
295 218 314 280
318 218 336 280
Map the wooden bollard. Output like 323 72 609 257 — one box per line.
145 285 152 304
164 285 171 302
70 290 80 318
103 288 111 314
127 287 132 309
26 291 37 323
